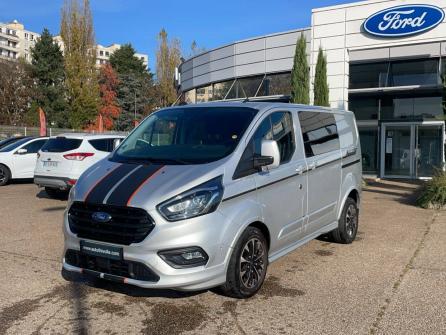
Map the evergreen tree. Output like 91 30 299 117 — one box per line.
290 34 309 104
110 44 155 131
30 28 68 127
313 47 329 107
60 0 99 129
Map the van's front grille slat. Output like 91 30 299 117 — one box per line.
65 249 159 282
68 202 155 245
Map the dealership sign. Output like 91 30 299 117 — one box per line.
363 4 445 37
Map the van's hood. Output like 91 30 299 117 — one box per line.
73 159 225 210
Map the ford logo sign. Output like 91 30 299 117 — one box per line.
363 4 445 37
91 212 112 223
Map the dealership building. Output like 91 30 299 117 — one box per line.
177 0 446 179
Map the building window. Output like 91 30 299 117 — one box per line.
30 34 33 40
358 127 378 174
349 58 441 89
105 51 109 56
389 59 440 87
213 81 234 100
196 85 213 102
349 96 379 120
261 72 292 96
349 62 388 89
381 95 443 120
24 33 28 39
99 50 103 56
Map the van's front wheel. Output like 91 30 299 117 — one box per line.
331 197 358 244
219 227 268 299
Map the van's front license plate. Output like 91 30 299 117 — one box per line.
80 240 123 260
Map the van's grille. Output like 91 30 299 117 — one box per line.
65 249 159 282
68 202 155 245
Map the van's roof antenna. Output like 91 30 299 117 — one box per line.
242 97 250 103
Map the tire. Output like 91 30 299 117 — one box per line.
0 164 11 186
45 187 68 199
330 197 359 244
218 226 268 299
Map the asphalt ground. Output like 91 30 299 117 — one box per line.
0 180 445 335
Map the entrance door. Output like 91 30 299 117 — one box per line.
381 123 444 178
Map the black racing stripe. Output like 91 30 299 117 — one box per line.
342 159 361 169
85 164 136 204
105 164 163 206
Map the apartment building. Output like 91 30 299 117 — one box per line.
1 20 148 69
0 20 39 62
96 43 148 68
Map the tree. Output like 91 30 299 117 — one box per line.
87 64 120 131
290 34 309 104
190 40 206 57
110 44 155 131
0 59 35 125
156 28 182 107
313 47 329 107
60 0 99 129
30 28 68 127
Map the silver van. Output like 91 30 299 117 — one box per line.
62 102 362 298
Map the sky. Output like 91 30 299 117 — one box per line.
0 0 357 69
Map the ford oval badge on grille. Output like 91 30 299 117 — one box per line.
92 212 112 223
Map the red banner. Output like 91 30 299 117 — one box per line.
98 114 104 133
38 107 46 137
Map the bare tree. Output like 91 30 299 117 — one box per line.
155 28 182 107
0 60 35 125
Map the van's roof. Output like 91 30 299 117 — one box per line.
169 101 352 115
51 133 125 139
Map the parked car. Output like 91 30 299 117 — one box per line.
62 102 362 298
0 136 30 150
34 134 125 198
0 137 49 186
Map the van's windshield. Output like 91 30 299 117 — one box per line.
111 106 258 165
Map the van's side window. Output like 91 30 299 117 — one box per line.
234 111 295 179
298 111 340 157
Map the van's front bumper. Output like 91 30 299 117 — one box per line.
62 209 232 291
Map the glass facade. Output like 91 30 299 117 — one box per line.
183 72 292 103
349 58 441 89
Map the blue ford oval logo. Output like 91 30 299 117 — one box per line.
364 5 445 37
92 212 112 223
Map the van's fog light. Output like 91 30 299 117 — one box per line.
158 247 208 268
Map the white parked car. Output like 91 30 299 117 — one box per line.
34 134 125 197
0 137 49 186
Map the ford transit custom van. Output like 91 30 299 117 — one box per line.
62 102 362 298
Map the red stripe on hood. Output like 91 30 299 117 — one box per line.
83 163 122 202
126 165 165 206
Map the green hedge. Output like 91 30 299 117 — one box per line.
417 169 446 209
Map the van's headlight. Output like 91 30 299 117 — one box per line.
157 176 224 221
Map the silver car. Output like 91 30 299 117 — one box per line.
62 102 362 298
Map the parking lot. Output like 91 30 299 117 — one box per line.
0 180 445 335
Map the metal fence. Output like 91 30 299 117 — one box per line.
0 125 128 138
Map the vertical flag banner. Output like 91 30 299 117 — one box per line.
39 107 47 136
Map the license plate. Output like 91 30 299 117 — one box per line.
80 240 123 260
43 161 58 168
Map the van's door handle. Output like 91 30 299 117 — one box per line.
308 162 316 170
295 165 305 175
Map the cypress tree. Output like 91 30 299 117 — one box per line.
290 34 309 104
313 47 329 107
30 28 68 127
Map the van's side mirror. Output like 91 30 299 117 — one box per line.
255 140 280 170
16 148 27 155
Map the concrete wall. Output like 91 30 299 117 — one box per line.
311 0 446 110
180 28 311 92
